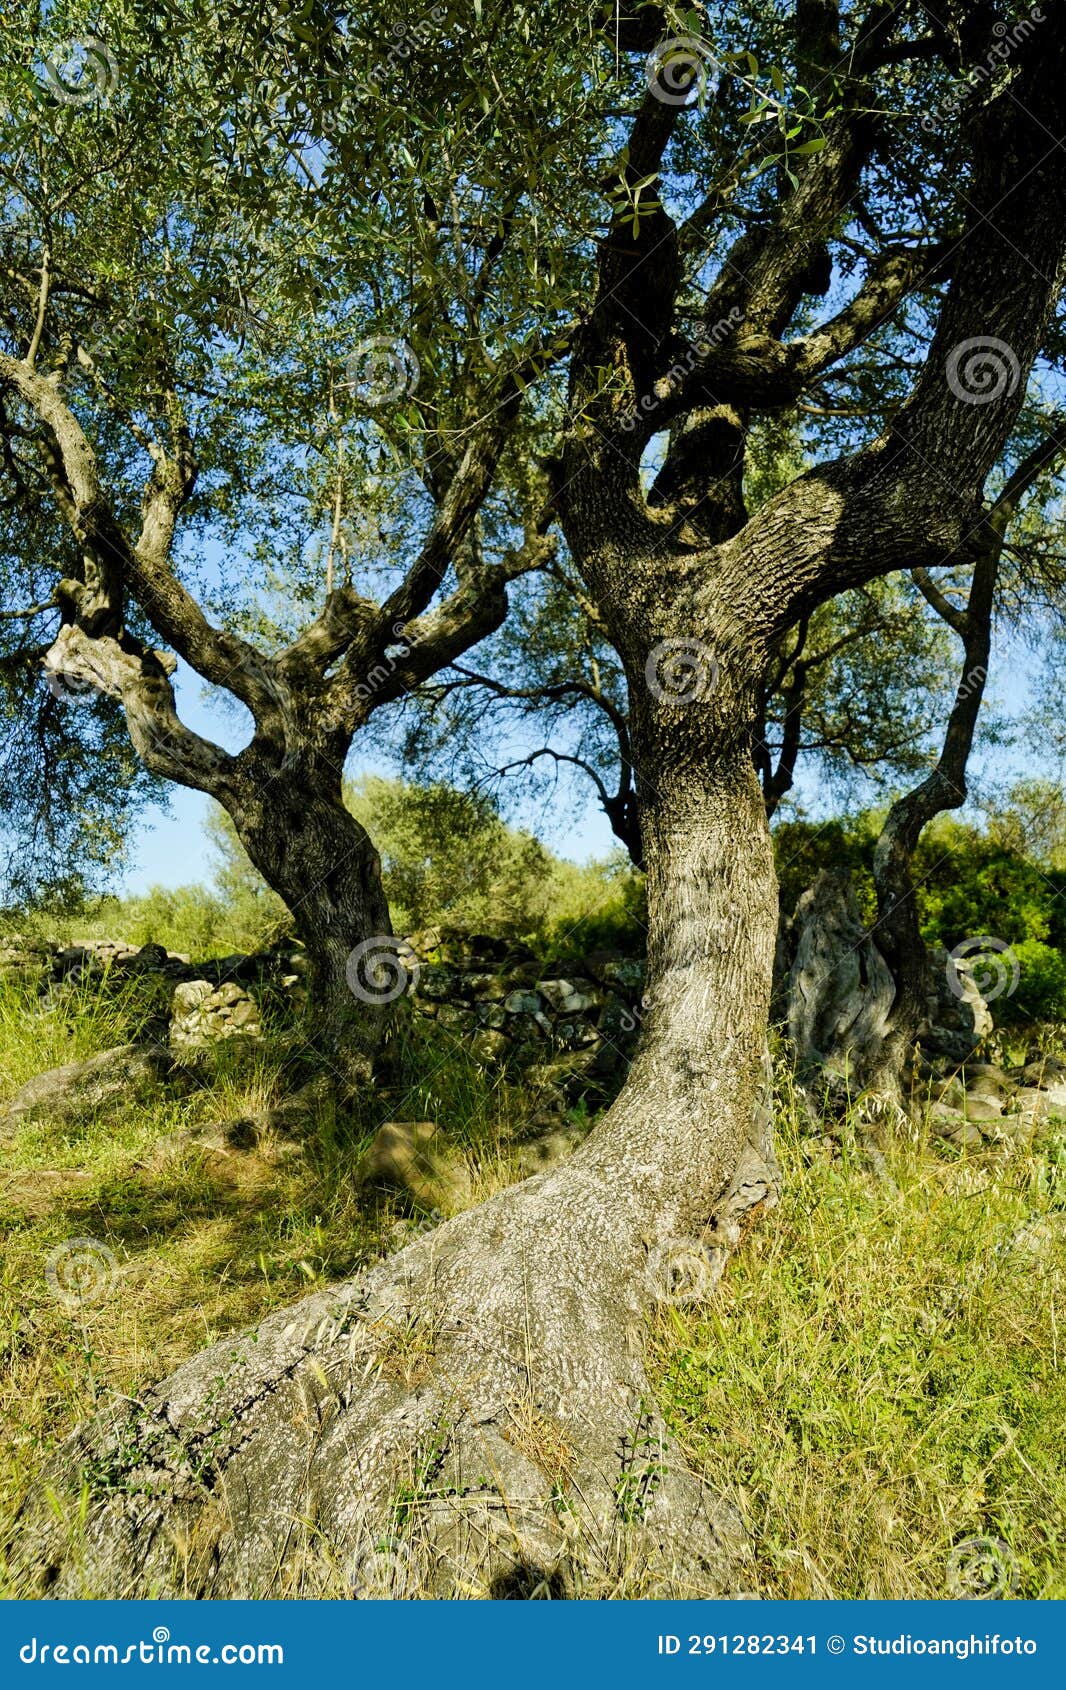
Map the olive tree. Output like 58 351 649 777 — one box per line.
0 0 563 1074
14 0 1066 1598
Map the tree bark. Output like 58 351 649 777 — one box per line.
38 624 398 1083
221 754 396 1085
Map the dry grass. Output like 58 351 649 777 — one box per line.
1 962 1063 1597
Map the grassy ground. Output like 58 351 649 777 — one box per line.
1 965 1063 1598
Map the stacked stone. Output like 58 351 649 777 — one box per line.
920 1053 1066 1151
404 929 645 1107
169 978 263 1047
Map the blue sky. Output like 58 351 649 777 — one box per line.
119 663 622 893
117 622 1048 896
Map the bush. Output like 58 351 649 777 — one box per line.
1003 939 1066 1025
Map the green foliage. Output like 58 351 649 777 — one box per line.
914 821 1066 953
775 801 1066 1028
346 776 555 936
773 813 881 923
540 852 647 955
1006 940 1066 1025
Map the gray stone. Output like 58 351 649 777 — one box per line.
0 1044 179 1134
504 991 542 1015
929 1103 966 1139
471 1030 508 1064
172 979 214 1016
600 958 645 991
948 1122 987 1151
964 1095 1003 1123
361 1120 471 1212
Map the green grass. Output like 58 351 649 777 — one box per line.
0 962 1063 1598
650 1112 1066 1599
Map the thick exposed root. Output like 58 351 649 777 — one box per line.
13 1155 756 1599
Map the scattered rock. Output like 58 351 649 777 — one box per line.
963 1095 1003 1123
471 1029 509 1064
947 1121 986 1151
0 1043 181 1134
504 990 543 1015
930 1104 967 1140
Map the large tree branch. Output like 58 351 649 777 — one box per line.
41 622 233 795
697 16 1066 651
325 527 556 729
0 351 277 718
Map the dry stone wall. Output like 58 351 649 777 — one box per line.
4 918 1066 1161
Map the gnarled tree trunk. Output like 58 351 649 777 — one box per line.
222 752 395 1085
864 423 1065 1101
13 734 780 1599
